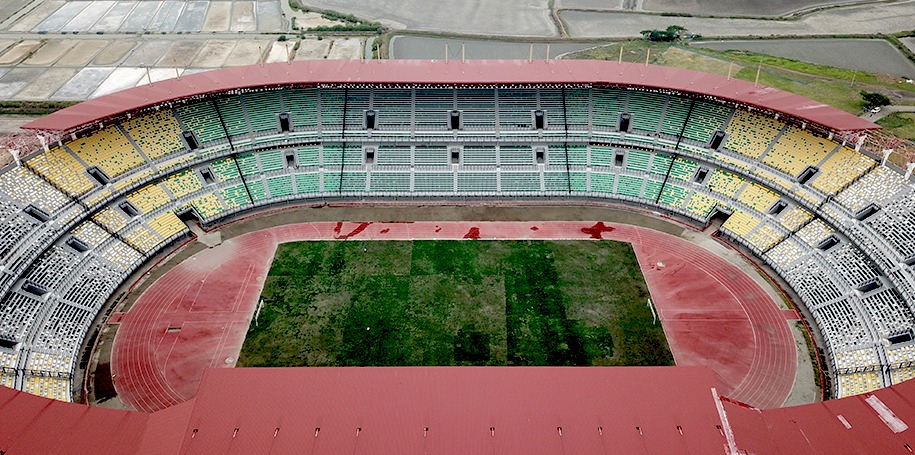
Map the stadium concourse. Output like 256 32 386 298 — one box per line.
0 59 915 452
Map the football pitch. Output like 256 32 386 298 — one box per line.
238 239 673 367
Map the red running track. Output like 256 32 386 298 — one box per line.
110 221 796 412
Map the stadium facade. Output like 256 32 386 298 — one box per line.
1 60 914 453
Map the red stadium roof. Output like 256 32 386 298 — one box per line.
165 366 728 454
726 377 915 453
3 366 915 454
22 59 878 133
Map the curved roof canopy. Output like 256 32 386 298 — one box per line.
2 367 915 454
22 59 878 133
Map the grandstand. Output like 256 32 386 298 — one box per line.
0 58 910 428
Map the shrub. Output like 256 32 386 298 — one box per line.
861 91 891 108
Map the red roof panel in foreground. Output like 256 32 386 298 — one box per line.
21 59 878 133
3 366 915 454
167 366 728 455
726 378 915 454
0 386 149 453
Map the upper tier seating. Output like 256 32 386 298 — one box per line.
686 193 718 219
628 91 665 133
175 101 226 144
147 211 187 239
724 109 783 159
811 146 875 196
707 170 745 197
241 91 282 134
591 88 624 129
722 210 760 238
121 110 185 160
737 183 780 213
563 89 590 129
371 89 412 131
23 376 70 402
836 372 882 398
162 169 203 198
214 97 248 138
126 184 172 214
660 96 690 137
682 101 732 144
498 89 537 130
66 126 145 179
835 165 908 212
343 90 371 132
25 146 94 197
284 88 319 130
763 126 836 177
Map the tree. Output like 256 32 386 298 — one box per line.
665 25 686 34
861 91 891 109
639 25 687 42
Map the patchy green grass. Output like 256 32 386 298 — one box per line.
0 100 78 116
570 40 674 65
238 240 672 368
878 112 915 141
568 40 915 115
732 67 868 113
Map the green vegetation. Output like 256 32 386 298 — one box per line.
308 8 384 33
796 321 823 393
571 40 673 65
286 0 385 33
640 25 687 42
0 100 78 116
686 47 915 112
569 41 915 115
861 91 891 109
320 10 369 24
308 23 384 33
878 112 915 141
238 240 672 368
371 39 381 59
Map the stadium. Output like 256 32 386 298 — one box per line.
1 58 914 453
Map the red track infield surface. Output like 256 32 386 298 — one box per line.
110 221 796 412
